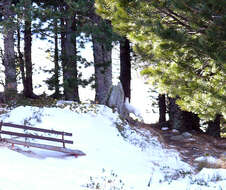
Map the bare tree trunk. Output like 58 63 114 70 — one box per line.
158 94 166 123
24 0 33 98
120 37 131 101
2 0 17 99
60 9 66 91
169 97 184 131
91 14 112 105
53 12 60 98
169 97 200 132
206 114 221 138
63 7 79 101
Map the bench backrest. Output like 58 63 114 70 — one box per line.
0 122 73 148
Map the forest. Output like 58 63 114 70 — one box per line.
0 0 225 138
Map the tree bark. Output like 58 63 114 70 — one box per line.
60 8 66 90
63 7 79 101
169 97 184 131
158 94 166 123
53 12 60 98
120 37 131 101
169 97 200 132
2 0 17 99
206 114 221 138
24 0 33 98
91 14 112 105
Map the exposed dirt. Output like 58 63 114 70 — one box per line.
129 119 226 171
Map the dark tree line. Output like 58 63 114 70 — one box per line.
0 0 132 106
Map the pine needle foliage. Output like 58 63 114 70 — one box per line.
95 0 226 121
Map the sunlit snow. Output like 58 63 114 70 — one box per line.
0 103 225 190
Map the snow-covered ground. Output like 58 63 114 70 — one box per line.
0 102 225 190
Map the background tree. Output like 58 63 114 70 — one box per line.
158 94 166 123
13 0 40 98
1 0 17 100
61 2 79 101
206 114 221 138
53 9 60 98
120 37 131 101
33 0 93 101
23 0 34 98
90 9 113 105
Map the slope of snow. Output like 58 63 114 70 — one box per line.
0 103 225 190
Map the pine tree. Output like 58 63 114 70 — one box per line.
13 0 40 98
158 94 166 123
95 0 226 134
62 3 80 101
33 0 93 101
1 0 17 100
90 8 113 105
53 10 60 98
120 37 131 101
23 0 34 98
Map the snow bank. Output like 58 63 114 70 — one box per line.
0 104 225 190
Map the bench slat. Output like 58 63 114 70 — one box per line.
2 138 85 156
2 122 72 136
0 130 73 144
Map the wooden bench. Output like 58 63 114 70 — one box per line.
0 122 85 157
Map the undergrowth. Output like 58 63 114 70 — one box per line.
7 95 57 108
83 169 126 190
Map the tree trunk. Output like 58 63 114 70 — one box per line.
120 37 131 101
2 0 17 99
169 97 200 132
53 13 60 98
158 94 166 123
91 14 112 105
206 114 221 138
169 97 184 131
63 10 79 101
24 0 33 98
60 11 66 91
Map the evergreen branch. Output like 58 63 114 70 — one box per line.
157 7 193 32
161 7 209 35
165 8 189 23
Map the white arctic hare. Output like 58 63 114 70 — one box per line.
124 97 142 118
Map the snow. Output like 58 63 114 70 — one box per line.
161 127 169 131
194 156 219 165
124 97 142 120
0 103 225 190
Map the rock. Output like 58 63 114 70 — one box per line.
170 135 184 141
107 82 143 120
182 132 192 138
107 82 126 116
